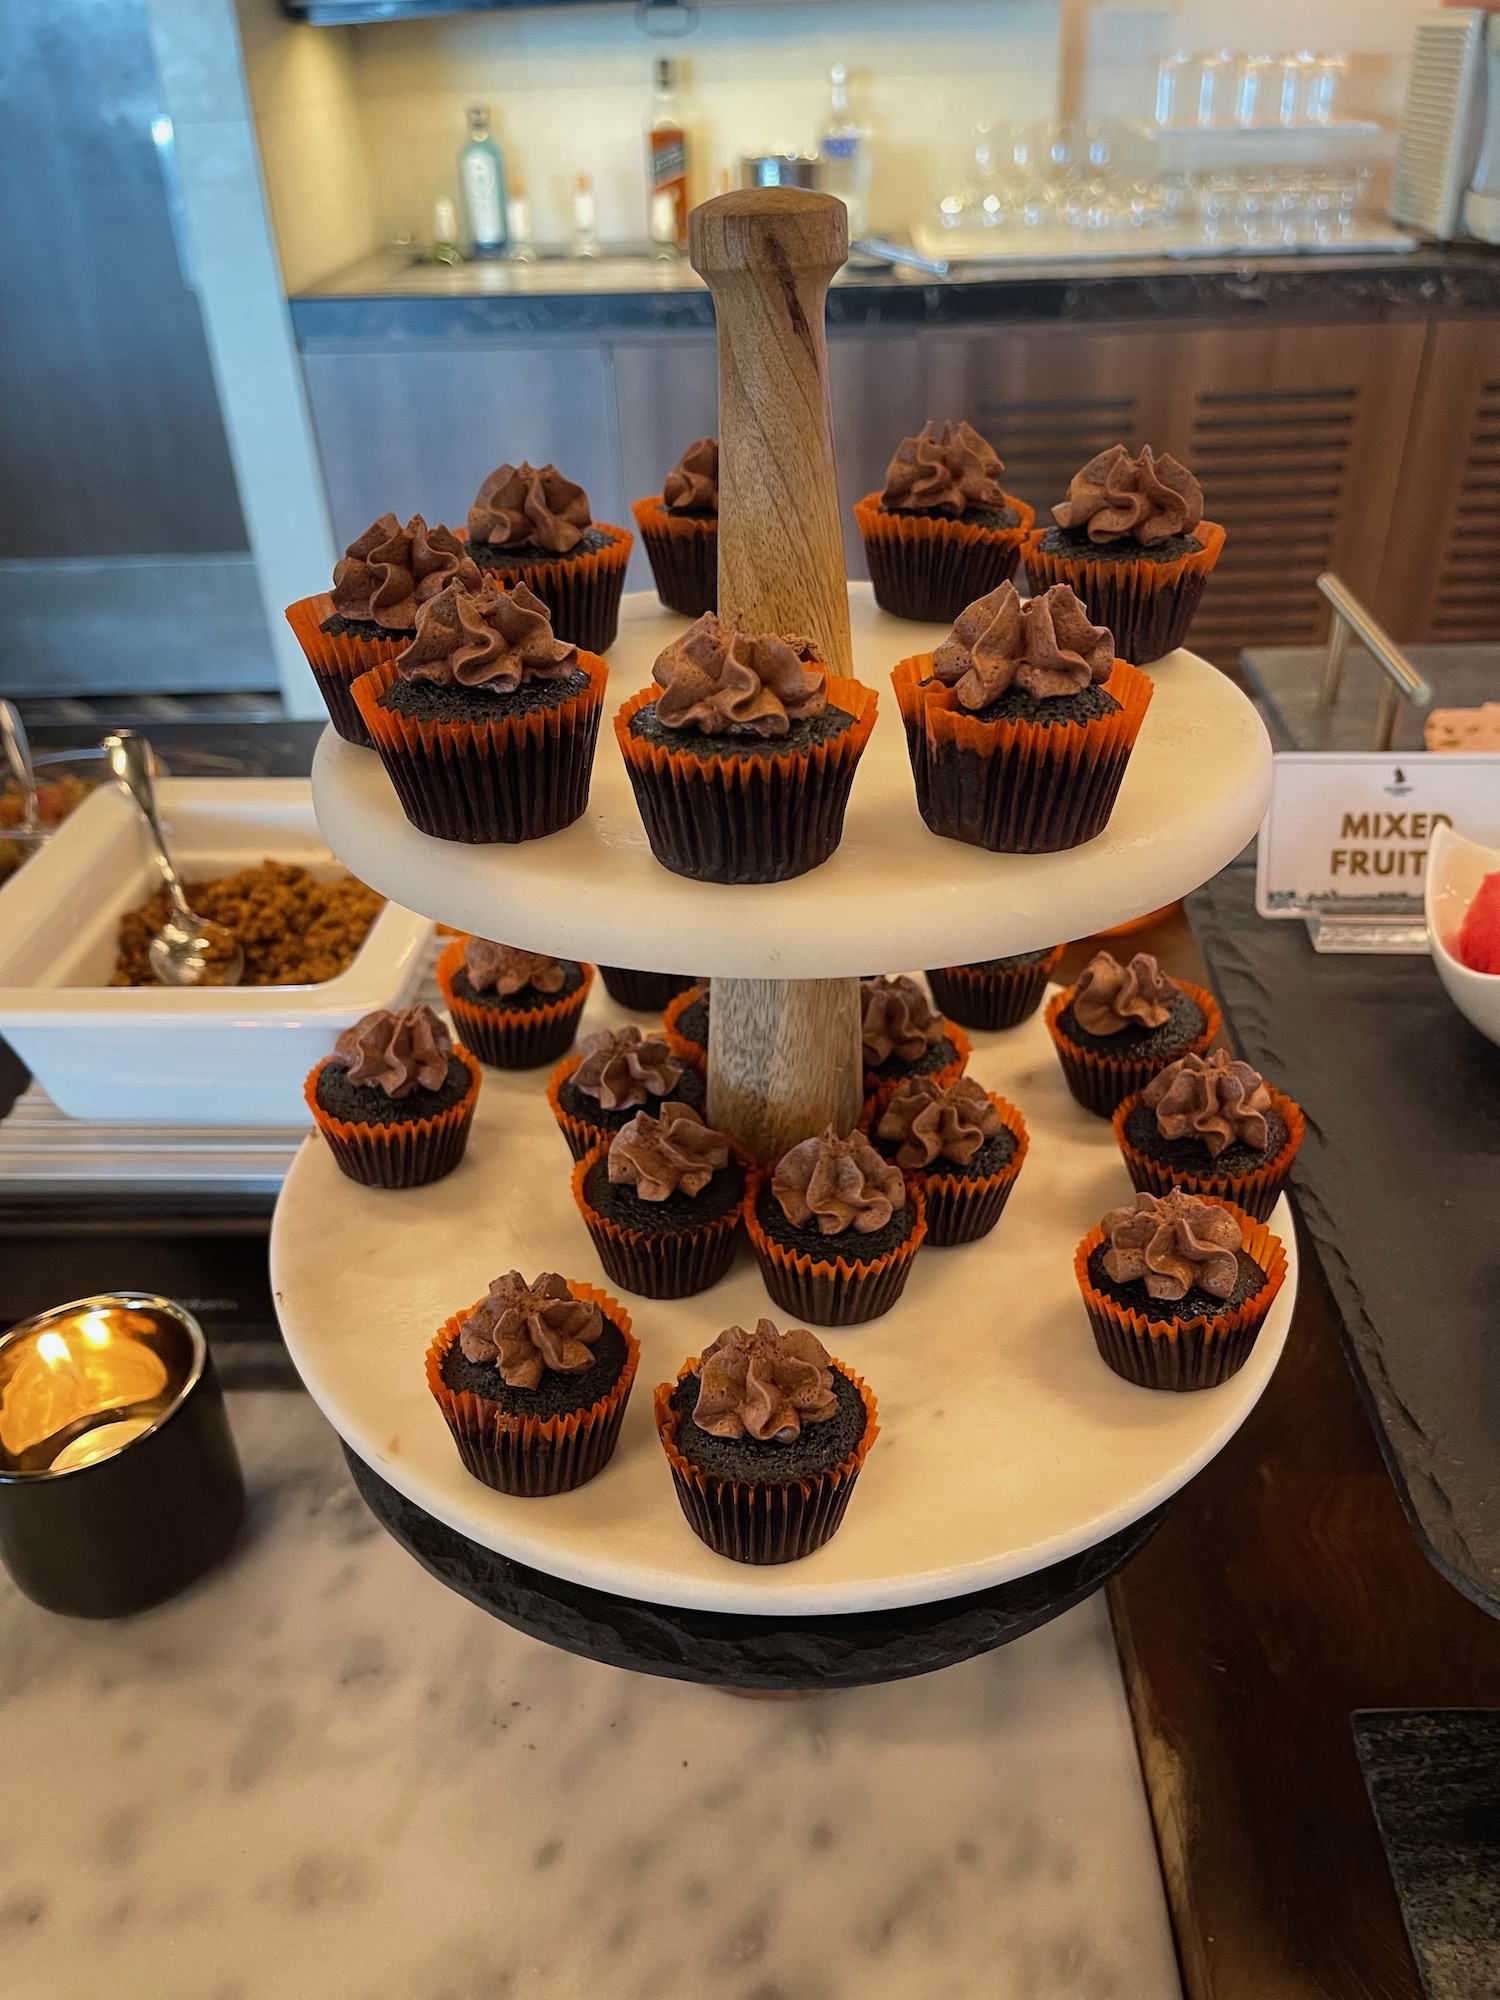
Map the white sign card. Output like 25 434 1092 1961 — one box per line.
1255 752 1500 919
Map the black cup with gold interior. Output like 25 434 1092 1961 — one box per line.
0 1293 245 1618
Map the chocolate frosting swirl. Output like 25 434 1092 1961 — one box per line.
876 1074 1001 1171
608 1102 729 1201
1143 1049 1272 1158
1051 444 1204 548
773 1126 907 1236
932 581 1115 708
662 437 719 516
572 1025 683 1112
690 1318 838 1442
880 420 1007 517
861 976 945 1067
1071 951 1177 1037
468 462 592 554
1100 1190 1241 1303
463 938 565 998
395 578 578 693
332 1003 451 1099
331 513 480 629
651 612 826 738
457 1270 602 1387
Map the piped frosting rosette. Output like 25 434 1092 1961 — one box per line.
855 420 1035 623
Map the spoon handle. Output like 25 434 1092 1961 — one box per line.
0 701 38 836
103 731 194 923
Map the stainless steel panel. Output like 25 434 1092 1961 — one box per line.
611 339 717 587
828 335 926 579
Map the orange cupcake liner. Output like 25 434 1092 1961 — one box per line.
892 653 1153 854
426 1281 638 1495
571 1137 751 1299
353 650 607 844
655 1358 879 1564
1112 1086 1305 1226
862 1089 1029 1248
662 982 709 1073
1046 980 1221 1119
437 940 593 1070
1022 519 1226 666
744 1170 927 1326
1074 1198 1287 1391
924 948 1066 1031
470 524 633 654
615 673 879 885
285 592 410 747
863 1021 973 1119
631 496 717 620
854 490 1036 624
305 1045 481 1189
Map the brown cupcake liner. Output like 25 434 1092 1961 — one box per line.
469 524 633 654
863 1023 972 1120
1075 1200 1287 1391
924 948 1066 1031
854 491 1036 624
285 592 412 748
1112 1087 1305 1225
598 966 698 1013
1045 981 1221 1119
571 1138 751 1299
615 674 879 884
662 983 709 1073
892 653 1153 855
353 650 607 845
304 1046 481 1189
862 1090 1028 1248
1022 520 1226 666
744 1171 926 1327
655 1359 879 1564
426 1281 638 1495
631 496 717 619
437 941 594 1069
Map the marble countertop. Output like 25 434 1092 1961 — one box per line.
1 1387 1182 2000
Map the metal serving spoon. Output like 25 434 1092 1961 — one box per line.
104 730 245 989
0 699 45 854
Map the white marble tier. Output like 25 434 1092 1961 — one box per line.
310 585 1273 977
270 981 1295 1618
0 1387 1182 2000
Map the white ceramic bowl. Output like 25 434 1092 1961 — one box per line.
0 778 433 1124
1426 821 1500 1048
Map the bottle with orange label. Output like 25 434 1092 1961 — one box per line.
646 57 691 253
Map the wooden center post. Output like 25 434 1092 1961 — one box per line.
688 189 863 1162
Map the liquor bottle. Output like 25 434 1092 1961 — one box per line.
819 63 870 238
459 106 508 259
571 172 600 259
646 57 690 252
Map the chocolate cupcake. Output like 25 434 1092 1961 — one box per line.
305 1003 480 1188
631 437 718 619
616 613 877 884
465 461 632 654
746 1126 926 1326
893 581 1152 855
924 947 1066 1032
427 1270 637 1494
1046 950 1219 1118
860 975 970 1113
655 1319 879 1564
1113 1049 1304 1224
868 1074 1028 1247
854 421 1035 624
548 1023 706 1161
1075 1189 1286 1391
1024 445 1226 666
354 577 606 844
662 981 709 1073
437 936 592 1069
572 1102 750 1298
285 513 481 746
597 966 698 1013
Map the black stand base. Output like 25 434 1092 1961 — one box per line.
345 1448 1167 1690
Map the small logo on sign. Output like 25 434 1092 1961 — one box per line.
1385 766 1413 796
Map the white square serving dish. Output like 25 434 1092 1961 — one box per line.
0 778 432 1125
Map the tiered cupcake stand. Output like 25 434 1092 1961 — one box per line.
269 192 1288 1689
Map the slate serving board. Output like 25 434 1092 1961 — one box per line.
1187 865 1500 1618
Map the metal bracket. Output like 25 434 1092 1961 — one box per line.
1316 572 1432 751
